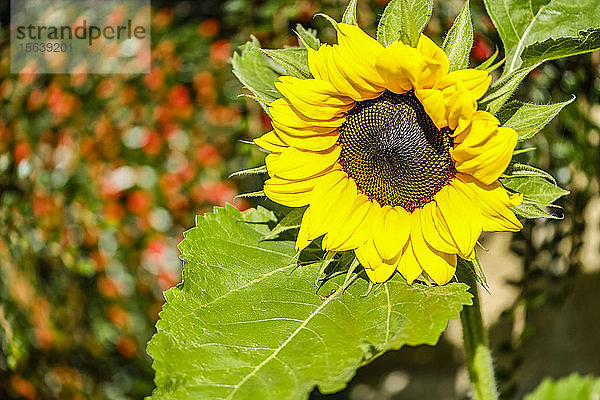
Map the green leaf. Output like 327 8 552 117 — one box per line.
478 64 537 114
261 206 307 241
295 24 321 50
496 98 575 142
458 257 487 289
483 0 600 76
521 28 600 67
232 37 282 113
229 165 267 179
342 0 358 25
502 163 556 184
148 205 472 400
377 0 433 47
510 202 558 220
261 48 312 79
442 0 473 72
501 175 569 206
475 48 499 70
524 374 600 400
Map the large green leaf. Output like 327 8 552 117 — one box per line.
232 37 283 113
148 205 472 400
496 98 575 142
442 0 473 72
524 374 600 400
377 0 433 47
483 0 600 75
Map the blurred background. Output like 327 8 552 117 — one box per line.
0 0 598 399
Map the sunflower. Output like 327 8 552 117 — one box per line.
254 23 523 285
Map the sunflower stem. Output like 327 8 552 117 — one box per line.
458 267 498 400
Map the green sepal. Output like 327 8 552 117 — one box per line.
501 174 569 220
458 256 488 289
232 36 283 113
341 0 358 25
235 190 265 199
478 64 538 114
294 24 321 50
377 0 433 47
261 206 307 241
502 163 556 184
442 0 473 72
475 48 499 70
228 165 268 179
261 48 313 79
496 98 575 142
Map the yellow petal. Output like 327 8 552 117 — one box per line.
267 146 341 180
375 36 448 93
415 88 448 129
375 41 422 93
270 98 346 130
434 182 483 259
373 205 411 260
418 202 457 254
364 260 398 283
416 34 449 80
254 130 288 153
296 207 315 251
458 174 523 232
307 170 349 239
410 213 457 285
264 173 322 207
277 76 354 107
356 240 399 283
396 242 423 284
308 23 385 101
445 84 477 131
271 119 340 137
452 126 517 185
275 77 354 120
356 239 383 271
322 195 377 251
436 69 492 100
274 127 340 152
452 111 517 185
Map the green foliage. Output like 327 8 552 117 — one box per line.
501 174 569 219
261 48 312 79
261 206 307 241
482 0 600 75
521 28 600 68
524 374 600 400
497 99 575 142
442 0 473 72
232 37 283 113
342 0 358 25
294 24 321 50
479 64 538 114
376 0 433 47
148 206 472 400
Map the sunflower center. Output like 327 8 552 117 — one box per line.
338 91 455 212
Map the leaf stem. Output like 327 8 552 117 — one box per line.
457 267 498 400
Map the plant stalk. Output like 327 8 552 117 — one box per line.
457 267 498 400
